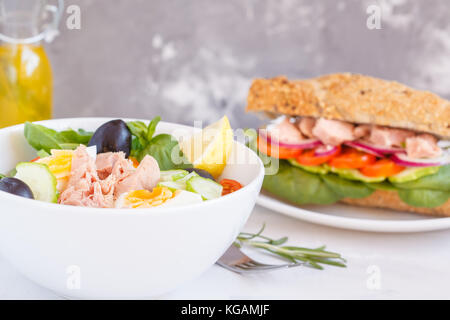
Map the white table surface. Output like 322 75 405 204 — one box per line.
1 204 450 300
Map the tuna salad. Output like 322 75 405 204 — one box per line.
0 117 243 208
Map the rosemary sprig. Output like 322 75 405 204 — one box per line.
236 223 347 270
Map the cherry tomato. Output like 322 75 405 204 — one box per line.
220 179 243 196
328 147 376 169
359 158 405 177
296 146 341 166
257 136 302 159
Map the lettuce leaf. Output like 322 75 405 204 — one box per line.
391 165 450 192
398 189 450 208
262 161 341 205
262 160 374 205
321 174 373 199
261 159 450 208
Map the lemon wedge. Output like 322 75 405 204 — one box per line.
179 116 233 179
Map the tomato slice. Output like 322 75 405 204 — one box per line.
328 148 376 169
296 146 341 166
257 135 302 159
220 179 243 195
359 158 405 177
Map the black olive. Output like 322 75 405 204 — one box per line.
88 119 132 157
185 168 215 181
0 177 34 199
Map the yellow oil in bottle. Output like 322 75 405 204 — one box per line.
0 44 52 128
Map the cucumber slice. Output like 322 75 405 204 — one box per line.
160 170 189 182
186 176 223 200
156 181 185 192
288 159 329 174
158 172 200 192
175 171 198 183
326 165 386 183
14 162 58 203
388 166 440 183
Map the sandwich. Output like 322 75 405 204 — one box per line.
246 73 450 216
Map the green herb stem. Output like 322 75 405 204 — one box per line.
237 224 346 270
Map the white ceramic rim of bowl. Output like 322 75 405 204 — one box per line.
0 117 265 216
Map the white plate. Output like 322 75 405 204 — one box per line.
257 192 450 233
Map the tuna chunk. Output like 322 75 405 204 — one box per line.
59 183 114 208
114 155 161 197
269 117 304 144
59 146 115 208
369 126 414 147
298 117 316 138
312 118 355 146
353 125 371 140
65 145 99 191
406 134 442 159
96 152 128 179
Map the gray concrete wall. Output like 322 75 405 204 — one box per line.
48 0 450 128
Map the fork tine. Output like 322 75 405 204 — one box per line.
216 244 306 274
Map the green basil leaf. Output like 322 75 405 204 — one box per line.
138 134 191 170
57 128 93 145
146 116 161 141
24 122 93 153
127 120 152 150
24 122 62 153
126 121 147 139
398 189 450 208
58 143 82 150
37 149 50 158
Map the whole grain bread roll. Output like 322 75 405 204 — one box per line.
246 74 450 216
341 190 450 217
246 74 450 138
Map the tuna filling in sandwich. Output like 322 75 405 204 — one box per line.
246 74 450 216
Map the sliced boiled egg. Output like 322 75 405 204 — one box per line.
37 149 74 192
115 187 202 209
36 145 96 192
158 190 203 208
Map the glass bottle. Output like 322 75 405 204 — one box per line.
0 0 63 128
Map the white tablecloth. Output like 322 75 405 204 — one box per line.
1 205 450 300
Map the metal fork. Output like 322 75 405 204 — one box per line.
216 244 305 274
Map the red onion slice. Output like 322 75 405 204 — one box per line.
314 145 339 157
391 153 449 167
345 140 405 157
259 130 322 150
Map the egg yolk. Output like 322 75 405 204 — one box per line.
123 187 180 208
37 150 74 179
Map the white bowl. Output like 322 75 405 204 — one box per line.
0 118 264 299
